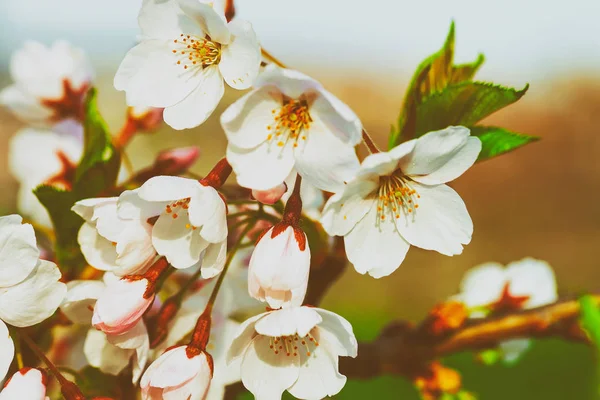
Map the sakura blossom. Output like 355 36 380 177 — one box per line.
73 190 159 276
141 345 213 400
9 128 82 228
222 65 363 192
114 0 261 130
137 176 228 273
0 368 49 400
248 224 310 309
0 40 92 133
228 306 358 400
321 126 481 278
0 215 66 382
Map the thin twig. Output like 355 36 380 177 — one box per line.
261 48 287 68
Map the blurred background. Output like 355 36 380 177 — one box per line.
1 0 600 398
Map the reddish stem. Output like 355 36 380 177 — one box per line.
200 158 233 189
362 129 380 153
281 174 303 226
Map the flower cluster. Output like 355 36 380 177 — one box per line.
0 0 564 399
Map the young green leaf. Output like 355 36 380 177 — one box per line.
390 21 485 148
470 126 539 161
579 295 600 348
414 82 529 136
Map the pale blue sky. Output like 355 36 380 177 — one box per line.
0 0 599 87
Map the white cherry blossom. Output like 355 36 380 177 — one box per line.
9 128 82 229
137 176 228 273
0 215 66 382
0 40 92 133
248 224 310 309
456 258 558 363
321 126 481 278
73 190 160 276
114 0 261 130
222 65 363 192
0 368 49 400
228 306 357 400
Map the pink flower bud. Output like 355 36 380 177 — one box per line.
140 346 213 400
154 147 200 176
0 368 48 400
128 106 164 132
252 182 288 205
248 223 311 309
92 278 154 335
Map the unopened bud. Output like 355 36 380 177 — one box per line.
128 106 163 132
252 182 287 205
154 146 200 176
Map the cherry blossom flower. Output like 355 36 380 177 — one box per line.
141 345 213 400
85 319 150 382
248 224 310 309
223 65 363 192
228 306 357 399
456 258 558 362
92 277 155 335
0 215 66 381
0 40 92 133
0 368 49 400
137 176 228 273
321 126 481 278
114 0 261 130
9 128 82 228
73 190 160 276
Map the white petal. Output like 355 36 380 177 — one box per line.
459 263 507 309
219 19 260 90
84 329 132 375
114 40 203 108
138 0 202 39
188 186 227 243
255 307 322 338
221 87 282 150
138 176 202 202
201 240 227 279
294 120 360 192
394 183 473 256
0 214 39 288
163 65 224 130
72 197 116 222
0 85 51 124
310 89 362 145
505 258 558 308
287 339 347 399
255 64 322 99
92 279 152 334
178 0 231 44
499 338 531 363
77 222 119 272
0 320 14 382
320 180 377 237
117 189 166 220
0 368 48 400
60 280 105 324
227 312 268 363
399 126 481 184
314 309 357 357
241 336 299 399
355 151 398 180
0 260 66 327
143 346 205 388
344 203 410 278
152 213 208 269
227 141 295 191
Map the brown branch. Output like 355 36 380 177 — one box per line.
340 295 598 379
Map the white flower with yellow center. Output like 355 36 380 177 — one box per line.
222 65 363 192
321 126 481 278
114 0 261 130
227 306 357 400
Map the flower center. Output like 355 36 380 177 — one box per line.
266 98 312 149
377 171 420 221
164 198 197 230
171 34 221 70
267 331 319 357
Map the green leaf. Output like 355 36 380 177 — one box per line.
579 295 600 348
477 349 502 366
75 87 121 194
390 21 485 147
470 126 539 161
413 82 529 137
